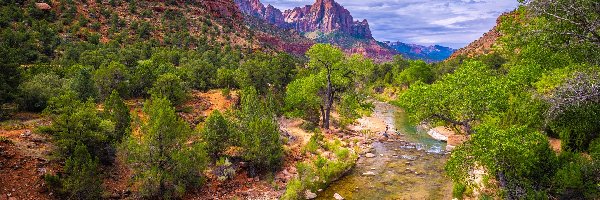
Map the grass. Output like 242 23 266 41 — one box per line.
282 137 358 200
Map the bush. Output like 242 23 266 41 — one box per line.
94 61 130 100
18 72 66 111
149 73 187 106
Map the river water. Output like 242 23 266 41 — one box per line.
317 102 453 200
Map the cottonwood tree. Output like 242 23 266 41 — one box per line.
397 61 508 134
286 44 371 129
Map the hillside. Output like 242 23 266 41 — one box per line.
448 13 511 59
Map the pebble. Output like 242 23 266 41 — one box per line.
305 190 317 199
334 193 344 200
365 153 376 158
362 171 376 176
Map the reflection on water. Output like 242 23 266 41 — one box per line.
316 102 453 200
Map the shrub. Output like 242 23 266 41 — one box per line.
214 157 236 181
45 143 103 200
94 61 130 100
149 73 187 106
18 72 66 112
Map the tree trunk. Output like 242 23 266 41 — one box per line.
320 105 326 128
324 67 333 129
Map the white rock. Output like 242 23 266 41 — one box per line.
365 153 376 158
305 190 317 199
334 193 344 200
362 171 376 176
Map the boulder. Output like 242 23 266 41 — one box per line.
334 193 344 200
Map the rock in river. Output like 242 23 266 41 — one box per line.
365 153 376 158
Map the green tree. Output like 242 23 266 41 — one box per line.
395 60 434 86
104 90 131 142
123 97 207 199
238 87 283 174
46 143 103 200
94 61 130 100
397 61 508 134
201 110 232 159
71 65 98 101
45 92 113 163
149 73 187 106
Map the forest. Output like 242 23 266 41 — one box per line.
0 0 599 199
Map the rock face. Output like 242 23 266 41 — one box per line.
235 0 373 39
448 12 514 59
203 0 244 20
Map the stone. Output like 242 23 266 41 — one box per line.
365 153 376 158
305 190 317 199
362 171 376 176
334 193 344 200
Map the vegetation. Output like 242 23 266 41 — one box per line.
123 97 207 199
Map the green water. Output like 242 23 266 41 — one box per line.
316 102 453 200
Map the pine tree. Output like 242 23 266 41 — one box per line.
104 90 131 142
124 97 207 199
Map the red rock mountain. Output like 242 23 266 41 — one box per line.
236 0 372 39
448 12 515 59
235 0 395 60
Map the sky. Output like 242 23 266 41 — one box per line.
260 0 520 49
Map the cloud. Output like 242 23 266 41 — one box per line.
259 0 520 48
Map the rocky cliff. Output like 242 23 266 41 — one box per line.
235 0 395 60
236 0 373 39
448 13 513 59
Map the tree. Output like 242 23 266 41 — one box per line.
238 87 283 174
45 92 114 163
397 61 508 134
149 73 187 106
202 110 232 159
45 143 103 200
123 97 207 199
104 90 131 142
94 61 130 100
71 65 98 101
0 64 21 119
306 44 343 129
395 60 434 86
446 124 557 199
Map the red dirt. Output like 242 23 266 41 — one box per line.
0 129 58 200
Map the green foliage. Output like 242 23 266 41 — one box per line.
285 74 323 124
46 143 103 200
395 60 434 86
71 65 98 101
123 97 207 199
0 64 21 119
94 61 130 100
396 61 508 133
45 92 113 163
202 110 232 159
235 53 297 95
446 124 557 199
214 157 236 181
104 90 131 142
149 73 188 106
238 87 284 174
281 140 357 200
18 72 67 112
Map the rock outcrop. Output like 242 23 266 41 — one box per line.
236 0 373 39
448 12 515 59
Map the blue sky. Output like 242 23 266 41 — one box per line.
260 0 520 49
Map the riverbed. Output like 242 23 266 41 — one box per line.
317 102 453 199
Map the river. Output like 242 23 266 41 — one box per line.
316 102 453 199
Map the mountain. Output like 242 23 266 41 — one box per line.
385 42 455 62
235 0 397 60
448 13 514 59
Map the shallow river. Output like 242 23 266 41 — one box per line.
317 102 453 200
